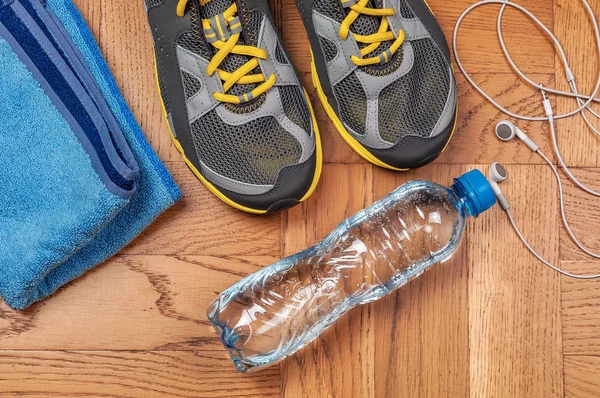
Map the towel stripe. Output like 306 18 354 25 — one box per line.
0 3 134 191
24 0 138 177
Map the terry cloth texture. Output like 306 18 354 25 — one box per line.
0 0 181 310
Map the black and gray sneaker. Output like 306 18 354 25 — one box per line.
144 0 322 214
296 0 457 170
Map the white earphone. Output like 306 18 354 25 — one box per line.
453 0 600 280
487 162 509 211
494 121 538 152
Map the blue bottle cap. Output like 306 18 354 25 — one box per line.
453 169 497 217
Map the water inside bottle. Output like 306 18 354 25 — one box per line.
208 182 466 371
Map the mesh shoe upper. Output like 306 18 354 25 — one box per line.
145 0 317 206
309 0 456 155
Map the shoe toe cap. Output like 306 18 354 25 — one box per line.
368 102 457 170
212 149 319 213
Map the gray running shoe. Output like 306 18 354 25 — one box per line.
295 0 457 169
144 0 322 214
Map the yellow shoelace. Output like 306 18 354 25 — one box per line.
176 0 276 104
339 0 405 66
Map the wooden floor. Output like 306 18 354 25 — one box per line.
2 0 600 396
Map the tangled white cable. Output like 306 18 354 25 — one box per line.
453 0 600 279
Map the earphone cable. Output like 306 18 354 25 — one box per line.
547 116 600 197
454 0 600 279
537 149 600 260
506 208 600 279
495 1 600 111
453 0 600 122
495 0 600 139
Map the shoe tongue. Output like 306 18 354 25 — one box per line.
346 0 394 63
200 0 262 97
350 0 380 37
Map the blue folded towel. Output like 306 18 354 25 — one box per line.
0 0 181 310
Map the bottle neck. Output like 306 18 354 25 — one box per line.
450 184 477 218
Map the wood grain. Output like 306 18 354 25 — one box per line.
557 168 600 261
1 0 599 396
280 164 375 398
0 254 264 350
437 73 556 165
372 165 470 398
0 350 280 397
96 0 180 162
468 164 563 398
564 356 600 398
553 0 600 168
121 162 281 257
561 261 600 356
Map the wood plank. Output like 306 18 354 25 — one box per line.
280 1 366 165
268 0 283 35
372 165 470 398
72 0 101 38
99 0 180 162
0 350 279 397
468 164 563 398
561 261 600 356
564 356 600 398
553 0 600 168
280 164 375 398
437 73 556 165
0 254 265 351
121 162 281 258
5 0 590 397
447 0 555 74
557 168 600 261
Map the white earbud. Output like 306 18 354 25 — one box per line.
495 120 539 152
488 162 510 210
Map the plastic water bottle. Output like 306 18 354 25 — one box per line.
207 170 496 372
